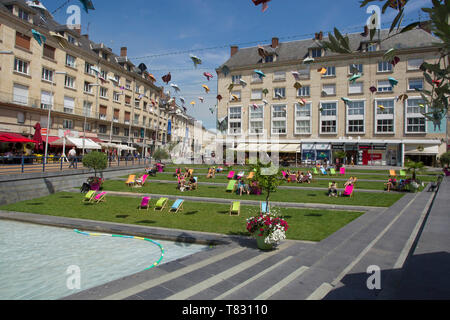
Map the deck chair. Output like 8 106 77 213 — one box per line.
313 168 319 175
247 171 255 180
92 192 107 203
340 167 346 175
282 171 287 179
230 201 240 216
188 169 194 176
125 175 136 187
330 168 336 176
169 199 184 213
399 170 406 178
226 180 237 192
154 197 168 211
321 168 327 175
342 185 354 197
136 174 149 187
237 171 245 179
289 175 297 183
389 170 397 177
227 171 235 179
139 196 151 210
192 177 198 190
83 190 96 202
260 202 270 214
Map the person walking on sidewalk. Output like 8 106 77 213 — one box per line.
68 147 77 169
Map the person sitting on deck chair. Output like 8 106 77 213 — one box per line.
328 181 338 197
385 177 397 192
344 177 355 187
236 180 249 196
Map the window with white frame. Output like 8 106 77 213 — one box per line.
271 105 287 134
228 106 242 134
320 102 337 134
346 100 365 133
323 66 336 77
14 57 29 75
251 89 262 100
375 99 395 134
349 82 363 94
405 98 426 133
84 81 92 93
113 91 121 102
99 87 108 98
408 78 424 91
40 90 53 110
42 67 53 82
249 105 264 134
13 83 28 105
63 96 75 114
297 67 310 79
231 75 241 84
274 87 286 99
65 54 76 68
274 71 286 81
322 84 336 96
349 63 363 74
297 85 310 97
378 61 392 72
407 58 423 70
64 75 76 89
377 80 393 92
295 103 311 134
125 79 131 90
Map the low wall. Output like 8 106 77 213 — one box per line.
0 165 146 206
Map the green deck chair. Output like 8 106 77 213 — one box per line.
226 180 237 192
230 201 241 216
154 198 168 211
83 190 96 202
313 168 319 175
330 168 336 176
399 170 407 177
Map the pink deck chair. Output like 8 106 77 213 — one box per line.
136 174 149 187
343 184 354 197
227 171 235 179
139 196 151 210
92 192 107 203
340 167 346 175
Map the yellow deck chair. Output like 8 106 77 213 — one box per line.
125 175 136 187
230 201 241 216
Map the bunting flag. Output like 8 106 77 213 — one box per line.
228 84 234 92
341 97 350 104
254 69 266 78
170 83 181 93
199 97 204 103
262 99 268 105
190 101 196 106
203 72 213 81
31 29 46 46
298 98 306 106
252 0 271 12
202 85 210 93
397 94 408 102
294 82 302 90
291 71 300 80
179 97 185 105
216 95 223 102
239 79 247 86
303 57 314 64
349 74 361 83
190 55 202 68
79 0 95 13
262 88 269 96
318 67 327 75
370 86 377 93
388 77 399 87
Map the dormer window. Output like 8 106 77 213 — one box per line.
102 52 108 60
67 35 76 45
366 42 379 52
18 8 29 21
310 48 322 58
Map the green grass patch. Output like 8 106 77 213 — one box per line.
0 192 365 242
103 180 404 207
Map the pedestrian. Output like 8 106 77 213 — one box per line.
68 147 77 169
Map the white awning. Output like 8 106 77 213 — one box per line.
405 145 439 155
52 137 101 150
281 144 301 153
100 142 121 149
117 145 136 151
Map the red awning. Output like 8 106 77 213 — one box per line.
89 137 104 143
0 132 36 143
42 136 64 145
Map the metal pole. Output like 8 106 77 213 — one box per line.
43 79 53 165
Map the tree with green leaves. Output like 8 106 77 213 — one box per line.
439 151 450 167
321 0 449 129
82 151 107 177
405 159 425 181
252 160 283 211
152 148 169 162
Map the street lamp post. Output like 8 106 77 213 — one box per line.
44 71 66 164
87 83 100 156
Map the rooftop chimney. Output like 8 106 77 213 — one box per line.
230 45 239 57
120 47 127 57
271 37 279 48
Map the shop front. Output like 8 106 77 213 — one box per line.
301 143 331 164
404 144 439 166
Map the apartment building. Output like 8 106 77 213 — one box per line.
216 29 445 166
0 0 188 156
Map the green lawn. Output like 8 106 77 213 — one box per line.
103 180 404 207
0 192 365 242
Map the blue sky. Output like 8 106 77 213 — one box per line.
50 0 432 130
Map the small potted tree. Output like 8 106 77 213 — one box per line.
82 151 108 190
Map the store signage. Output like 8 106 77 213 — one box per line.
359 145 386 151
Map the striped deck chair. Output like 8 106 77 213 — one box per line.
92 192 107 203
227 171 235 179
320 168 327 175
230 201 240 216
83 190 96 202
169 199 184 213
125 175 136 187
136 174 149 187
226 180 237 192
154 197 168 211
260 202 270 214
139 196 151 210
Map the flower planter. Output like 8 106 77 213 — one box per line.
256 235 273 251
